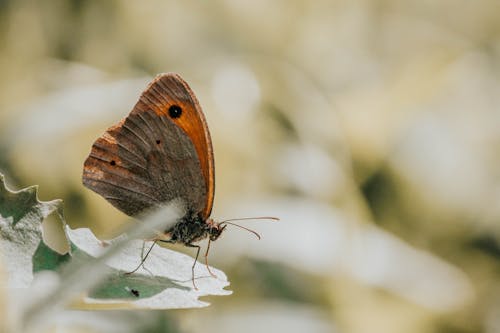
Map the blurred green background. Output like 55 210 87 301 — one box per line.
1 0 499 332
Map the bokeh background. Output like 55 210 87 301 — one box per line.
1 1 500 332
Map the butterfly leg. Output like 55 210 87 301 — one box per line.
186 243 201 290
125 240 157 275
204 239 217 278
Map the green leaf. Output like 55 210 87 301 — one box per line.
0 173 231 316
0 174 64 287
32 241 71 273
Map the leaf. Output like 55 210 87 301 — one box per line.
0 174 64 288
65 226 232 309
0 172 231 323
32 241 71 273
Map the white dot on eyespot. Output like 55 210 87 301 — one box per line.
211 64 261 121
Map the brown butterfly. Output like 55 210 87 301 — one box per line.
82 73 276 288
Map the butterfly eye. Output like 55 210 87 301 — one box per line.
168 105 182 118
110 160 116 166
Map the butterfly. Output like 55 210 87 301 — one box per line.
82 73 276 288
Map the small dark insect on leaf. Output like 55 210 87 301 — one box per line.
131 289 140 297
125 286 140 297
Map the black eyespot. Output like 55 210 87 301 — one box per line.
110 160 116 166
168 105 182 118
156 139 161 144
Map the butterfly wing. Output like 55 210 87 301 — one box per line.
82 73 215 218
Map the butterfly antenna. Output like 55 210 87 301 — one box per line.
219 216 280 223
219 221 262 240
218 216 279 239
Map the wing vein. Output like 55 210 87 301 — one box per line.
87 155 153 188
86 177 159 202
142 90 165 112
150 83 171 105
115 141 148 168
122 121 151 149
91 144 148 173
135 111 157 140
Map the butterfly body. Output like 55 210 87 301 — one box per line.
165 212 224 245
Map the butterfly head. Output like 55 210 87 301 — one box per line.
207 219 226 241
